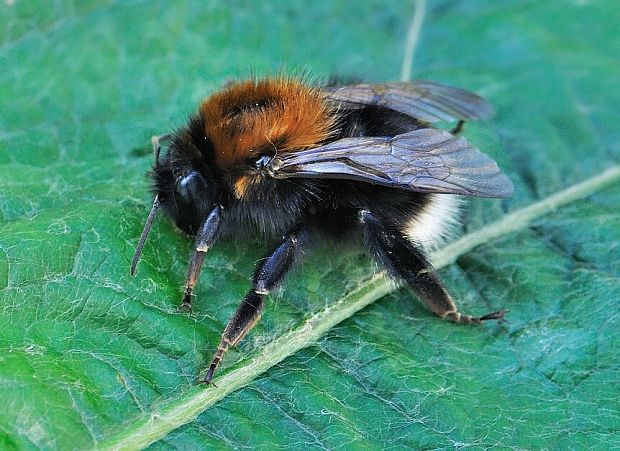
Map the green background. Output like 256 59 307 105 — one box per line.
1 0 619 449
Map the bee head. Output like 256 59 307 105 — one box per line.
151 124 220 235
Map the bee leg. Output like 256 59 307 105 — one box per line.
359 210 504 325
181 205 222 311
203 226 309 384
451 120 465 135
151 134 171 165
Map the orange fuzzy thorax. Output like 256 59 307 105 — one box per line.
200 78 335 170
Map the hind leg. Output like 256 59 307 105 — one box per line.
359 210 504 324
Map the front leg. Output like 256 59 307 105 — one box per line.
203 226 310 384
181 205 222 310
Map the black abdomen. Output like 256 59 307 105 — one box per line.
333 105 428 139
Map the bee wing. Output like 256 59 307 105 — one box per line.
324 80 495 122
272 128 513 198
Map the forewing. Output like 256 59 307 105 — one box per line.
324 80 495 122
272 128 513 198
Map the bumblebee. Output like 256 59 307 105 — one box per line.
131 77 513 384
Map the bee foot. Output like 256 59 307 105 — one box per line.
478 308 507 322
179 301 192 313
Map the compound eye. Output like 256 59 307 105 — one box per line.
175 170 204 204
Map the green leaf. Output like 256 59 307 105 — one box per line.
1 1 619 449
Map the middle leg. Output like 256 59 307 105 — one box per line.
203 225 310 384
